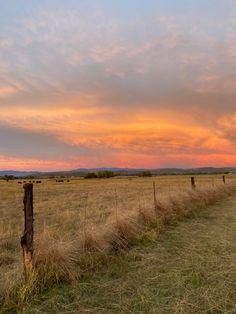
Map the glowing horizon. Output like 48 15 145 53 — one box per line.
1 1 236 171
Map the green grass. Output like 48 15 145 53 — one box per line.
10 195 236 314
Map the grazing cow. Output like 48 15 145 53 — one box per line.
67 180 70 182
36 181 42 183
18 181 22 184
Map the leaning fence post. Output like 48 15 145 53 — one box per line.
191 177 196 189
21 183 34 277
223 175 226 184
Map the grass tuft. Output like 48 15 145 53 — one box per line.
33 232 79 288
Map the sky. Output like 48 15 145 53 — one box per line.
0 0 236 171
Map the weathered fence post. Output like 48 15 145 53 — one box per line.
223 175 226 184
153 181 158 211
21 183 34 277
191 177 196 189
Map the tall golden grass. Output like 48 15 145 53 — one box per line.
33 184 236 289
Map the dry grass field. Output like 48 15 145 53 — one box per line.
23 194 236 314
1 174 236 312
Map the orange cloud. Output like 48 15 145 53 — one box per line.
0 86 18 98
1 103 236 170
0 155 71 171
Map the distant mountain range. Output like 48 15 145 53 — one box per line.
0 167 236 178
0 170 41 177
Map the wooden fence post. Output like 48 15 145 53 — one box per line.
191 177 196 189
21 183 34 277
223 175 226 184
153 181 158 211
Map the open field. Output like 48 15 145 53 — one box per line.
0 174 236 312
1 174 235 237
22 194 236 313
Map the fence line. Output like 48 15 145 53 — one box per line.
0 235 19 242
0 215 23 222
0 175 235 275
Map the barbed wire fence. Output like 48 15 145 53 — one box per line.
0 174 235 275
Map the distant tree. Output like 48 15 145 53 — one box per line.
25 175 35 179
140 171 152 177
84 172 98 179
4 175 15 181
97 171 115 178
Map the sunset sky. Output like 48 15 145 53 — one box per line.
0 0 236 171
